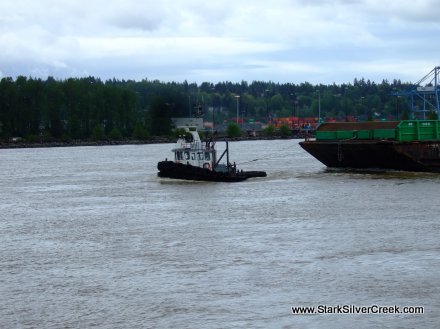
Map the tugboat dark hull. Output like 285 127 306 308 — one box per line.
157 161 267 182
299 140 440 173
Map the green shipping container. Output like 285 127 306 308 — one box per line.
314 120 440 141
396 120 440 141
372 129 396 139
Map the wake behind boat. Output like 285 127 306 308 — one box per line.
157 127 266 182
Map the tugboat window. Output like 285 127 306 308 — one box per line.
176 152 183 160
191 153 196 160
205 152 210 160
198 152 203 160
185 133 193 143
184 151 190 160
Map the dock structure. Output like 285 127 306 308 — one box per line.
394 66 440 119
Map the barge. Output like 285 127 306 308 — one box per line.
299 120 440 172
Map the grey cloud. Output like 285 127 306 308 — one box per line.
109 13 163 31
0 0 438 84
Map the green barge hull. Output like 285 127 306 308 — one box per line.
300 120 440 172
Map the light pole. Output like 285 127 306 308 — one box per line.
211 87 216 134
235 95 240 125
361 96 365 121
188 95 191 118
342 87 348 121
317 90 321 123
265 89 270 123
289 93 295 128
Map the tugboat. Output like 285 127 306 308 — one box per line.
157 127 267 182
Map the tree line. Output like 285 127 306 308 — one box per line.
0 75 415 141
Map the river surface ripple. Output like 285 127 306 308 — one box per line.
1 140 439 328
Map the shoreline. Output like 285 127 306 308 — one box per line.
0 135 303 149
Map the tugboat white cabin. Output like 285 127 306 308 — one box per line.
157 127 267 182
172 127 216 171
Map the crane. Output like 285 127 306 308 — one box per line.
394 66 440 119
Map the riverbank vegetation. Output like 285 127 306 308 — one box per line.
0 75 416 143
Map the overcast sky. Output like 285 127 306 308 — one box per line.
1 0 439 84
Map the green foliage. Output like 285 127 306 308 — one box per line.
264 124 275 136
108 127 122 140
173 128 187 138
92 124 106 141
26 134 40 143
26 131 52 143
132 123 150 140
226 122 241 137
149 96 172 136
278 124 291 137
0 75 436 141
61 133 72 142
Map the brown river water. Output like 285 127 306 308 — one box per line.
1 140 439 328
